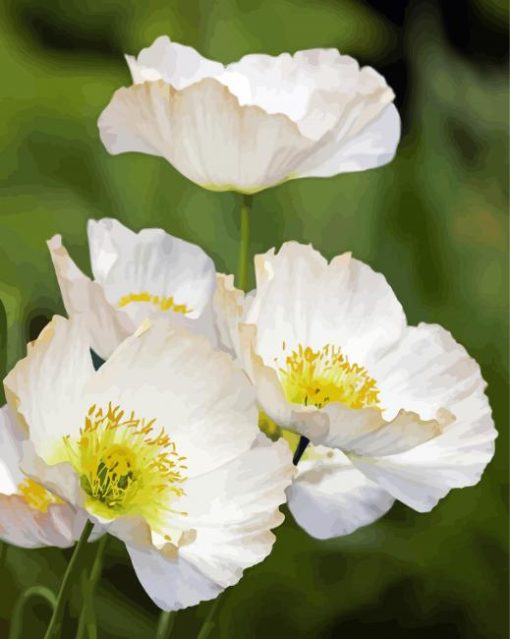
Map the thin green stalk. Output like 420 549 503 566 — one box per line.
9 586 56 639
76 534 108 639
237 194 253 291
43 520 94 639
156 610 176 639
196 595 223 639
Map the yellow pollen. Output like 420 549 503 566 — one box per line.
278 344 380 410
118 292 192 315
18 478 63 513
63 403 187 527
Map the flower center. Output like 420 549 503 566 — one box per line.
18 478 63 513
278 344 380 409
117 292 191 314
63 403 187 525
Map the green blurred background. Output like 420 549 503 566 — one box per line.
0 0 508 637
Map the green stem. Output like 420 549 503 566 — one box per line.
9 586 56 639
237 194 253 291
156 610 176 639
76 534 108 639
43 520 94 639
196 595 223 639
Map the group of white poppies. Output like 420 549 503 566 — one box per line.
0 36 496 617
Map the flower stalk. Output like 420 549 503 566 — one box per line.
9 586 56 639
156 610 176 639
76 534 109 639
237 194 253 291
43 520 94 639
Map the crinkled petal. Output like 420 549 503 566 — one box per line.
47 235 130 359
4 316 95 461
349 365 496 512
98 79 316 193
125 35 224 89
0 405 25 493
288 448 394 539
220 50 395 143
87 218 216 326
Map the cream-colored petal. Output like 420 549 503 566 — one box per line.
220 50 394 142
125 35 224 89
288 448 394 539
87 218 216 325
0 494 86 549
213 274 247 358
98 79 316 193
4 316 95 461
82 321 259 478
126 543 222 611
295 103 400 177
246 243 406 370
47 234 130 359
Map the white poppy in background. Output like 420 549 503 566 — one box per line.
4 316 293 610
0 405 86 548
48 218 219 359
218 243 497 539
98 35 400 194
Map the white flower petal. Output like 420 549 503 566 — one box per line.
87 218 216 324
349 359 496 512
126 35 224 89
83 321 259 478
176 435 293 587
288 448 394 539
0 405 25 493
247 243 406 371
98 79 316 193
4 316 95 460
295 103 400 177
126 543 222 611
373 323 486 420
213 274 247 358
220 50 394 142
0 494 86 549
47 235 130 359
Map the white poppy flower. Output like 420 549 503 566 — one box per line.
218 243 497 538
98 36 400 194
0 405 86 548
4 316 293 610
48 218 220 359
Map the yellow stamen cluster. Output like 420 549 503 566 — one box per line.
18 478 63 513
118 292 191 314
278 344 380 410
63 403 187 527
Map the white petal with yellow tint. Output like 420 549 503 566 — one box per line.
88 218 216 325
82 321 259 479
126 35 224 89
0 405 86 548
98 79 316 194
47 234 130 358
288 447 394 539
246 243 406 369
4 316 95 460
213 274 250 357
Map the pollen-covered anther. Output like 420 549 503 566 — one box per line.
18 478 63 513
63 403 187 525
278 344 380 410
117 291 192 314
